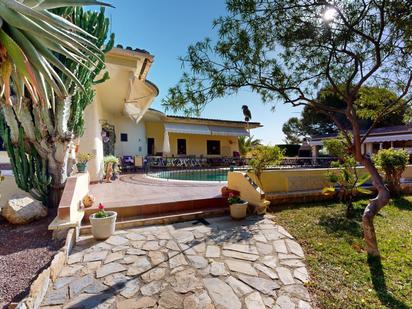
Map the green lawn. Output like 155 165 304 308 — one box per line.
272 197 412 309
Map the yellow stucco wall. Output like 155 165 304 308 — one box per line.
145 122 164 155
145 121 240 156
247 167 369 193
0 176 27 210
168 133 239 156
0 151 10 164
243 165 412 193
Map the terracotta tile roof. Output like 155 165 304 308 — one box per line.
165 114 262 126
148 108 262 127
115 44 150 55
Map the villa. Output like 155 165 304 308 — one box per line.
309 124 412 159
78 45 261 181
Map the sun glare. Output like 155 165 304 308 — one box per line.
323 8 337 21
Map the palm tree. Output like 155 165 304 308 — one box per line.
0 1 113 207
238 135 262 156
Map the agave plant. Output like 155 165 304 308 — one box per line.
0 0 111 106
0 1 114 208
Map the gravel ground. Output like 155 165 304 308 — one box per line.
0 213 63 308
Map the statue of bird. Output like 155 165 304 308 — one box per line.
242 105 252 122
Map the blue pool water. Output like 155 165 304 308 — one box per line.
152 169 231 181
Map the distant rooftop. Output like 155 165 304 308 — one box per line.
312 124 412 140
148 108 262 127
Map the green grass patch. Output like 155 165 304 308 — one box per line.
271 197 412 309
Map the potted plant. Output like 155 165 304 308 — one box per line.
228 193 248 220
76 152 94 173
89 203 117 240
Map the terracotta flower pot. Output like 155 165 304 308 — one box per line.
229 201 248 220
89 211 117 240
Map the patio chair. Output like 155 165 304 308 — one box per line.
134 156 143 170
121 156 136 173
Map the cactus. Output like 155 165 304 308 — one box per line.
60 7 115 137
0 8 114 207
0 119 50 204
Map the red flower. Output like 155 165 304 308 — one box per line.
98 203 104 210
228 192 234 197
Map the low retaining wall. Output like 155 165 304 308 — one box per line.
49 173 89 231
15 228 77 309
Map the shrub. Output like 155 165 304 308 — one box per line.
276 144 300 157
374 148 409 196
249 145 284 183
323 135 372 217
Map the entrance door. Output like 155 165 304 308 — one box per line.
177 139 187 155
147 138 155 155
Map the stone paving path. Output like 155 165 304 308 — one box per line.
41 215 312 309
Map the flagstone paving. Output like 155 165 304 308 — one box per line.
41 215 312 308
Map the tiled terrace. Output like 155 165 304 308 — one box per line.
86 174 226 222
90 174 223 208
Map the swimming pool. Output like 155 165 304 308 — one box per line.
149 169 234 182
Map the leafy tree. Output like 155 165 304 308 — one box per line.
283 87 409 143
374 149 409 197
282 117 304 144
163 0 412 256
0 1 113 207
323 136 372 218
238 135 262 156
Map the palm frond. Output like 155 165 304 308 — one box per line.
357 187 373 195
322 187 336 196
0 0 111 104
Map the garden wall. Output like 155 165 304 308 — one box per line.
247 165 412 194
228 165 412 206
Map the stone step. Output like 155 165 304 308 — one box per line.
79 206 229 235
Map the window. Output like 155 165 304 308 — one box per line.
120 133 128 142
207 140 221 155
177 139 186 155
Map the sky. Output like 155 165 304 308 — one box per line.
103 0 303 144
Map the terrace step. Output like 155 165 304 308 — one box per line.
83 197 226 222
80 206 229 235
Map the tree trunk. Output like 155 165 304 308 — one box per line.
346 198 354 218
361 157 390 257
47 146 70 208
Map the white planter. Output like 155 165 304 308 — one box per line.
89 211 117 240
229 201 248 220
